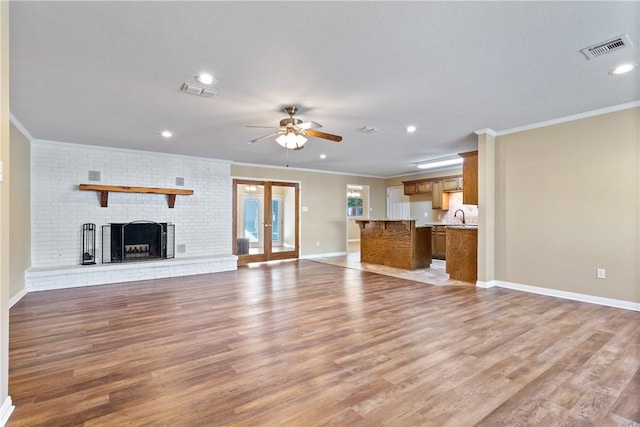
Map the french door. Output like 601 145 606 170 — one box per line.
233 179 300 265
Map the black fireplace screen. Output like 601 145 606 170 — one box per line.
102 221 174 263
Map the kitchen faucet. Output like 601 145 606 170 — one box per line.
454 209 466 224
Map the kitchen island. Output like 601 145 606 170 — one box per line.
356 219 431 270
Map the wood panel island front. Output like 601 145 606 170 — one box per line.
355 219 431 270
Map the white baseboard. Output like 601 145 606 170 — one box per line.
0 396 14 427
494 280 640 312
301 252 348 259
9 288 28 308
475 280 496 288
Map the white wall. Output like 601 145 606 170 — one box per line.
31 140 233 268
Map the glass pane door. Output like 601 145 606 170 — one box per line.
233 180 299 265
235 183 264 256
270 183 297 257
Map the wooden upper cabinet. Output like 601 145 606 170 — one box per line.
403 177 458 197
417 181 432 193
442 177 463 192
431 180 450 210
403 182 418 195
402 179 432 195
459 150 478 205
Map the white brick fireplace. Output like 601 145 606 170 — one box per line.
26 140 237 291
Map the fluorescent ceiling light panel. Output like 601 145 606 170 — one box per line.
416 157 463 169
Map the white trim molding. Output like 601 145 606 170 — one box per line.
8 288 27 309
475 280 496 288
9 112 34 142
474 128 497 137
496 101 640 136
0 396 14 427
301 252 348 259
494 280 640 312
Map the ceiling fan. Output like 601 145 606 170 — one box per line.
246 106 342 150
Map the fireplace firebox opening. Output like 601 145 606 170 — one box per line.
102 221 175 263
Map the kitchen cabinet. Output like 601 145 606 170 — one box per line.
446 226 477 282
459 150 478 205
402 179 432 195
432 225 447 260
417 181 432 193
402 176 459 208
403 182 418 195
443 177 463 192
431 180 450 210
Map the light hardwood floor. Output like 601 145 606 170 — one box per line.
8 260 640 426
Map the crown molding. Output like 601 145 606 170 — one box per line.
9 112 34 142
32 139 232 165
496 101 640 136
231 161 385 179
474 128 497 137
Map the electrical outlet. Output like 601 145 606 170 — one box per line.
597 268 606 279
316 241 320 247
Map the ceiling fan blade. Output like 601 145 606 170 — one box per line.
246 125 278 129
247 131 280 144
296 121 322 130
304 129 342 142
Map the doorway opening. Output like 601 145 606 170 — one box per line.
346 184 369 254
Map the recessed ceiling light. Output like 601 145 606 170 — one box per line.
196 73 215 85
320 154 327 159
406 125 417 133
161 130 172 138
610 64 637 75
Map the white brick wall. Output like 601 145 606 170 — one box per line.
26 255 238 291
31 140 234 273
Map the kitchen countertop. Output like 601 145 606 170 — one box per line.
446 225 478 229
421 222 478 227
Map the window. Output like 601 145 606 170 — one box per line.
347 193 363 217
243 198 260 242
347 197 363 217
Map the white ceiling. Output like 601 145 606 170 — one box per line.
9 1 640 177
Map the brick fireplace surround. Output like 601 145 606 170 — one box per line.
26 140 237 291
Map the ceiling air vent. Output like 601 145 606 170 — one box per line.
581 34 633 60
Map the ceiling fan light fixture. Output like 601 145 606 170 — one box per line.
276 132 307 149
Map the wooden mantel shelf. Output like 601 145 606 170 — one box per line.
78 184 194 208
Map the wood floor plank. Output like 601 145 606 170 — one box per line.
7 260 640 426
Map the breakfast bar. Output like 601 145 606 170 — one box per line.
356 219 431 270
